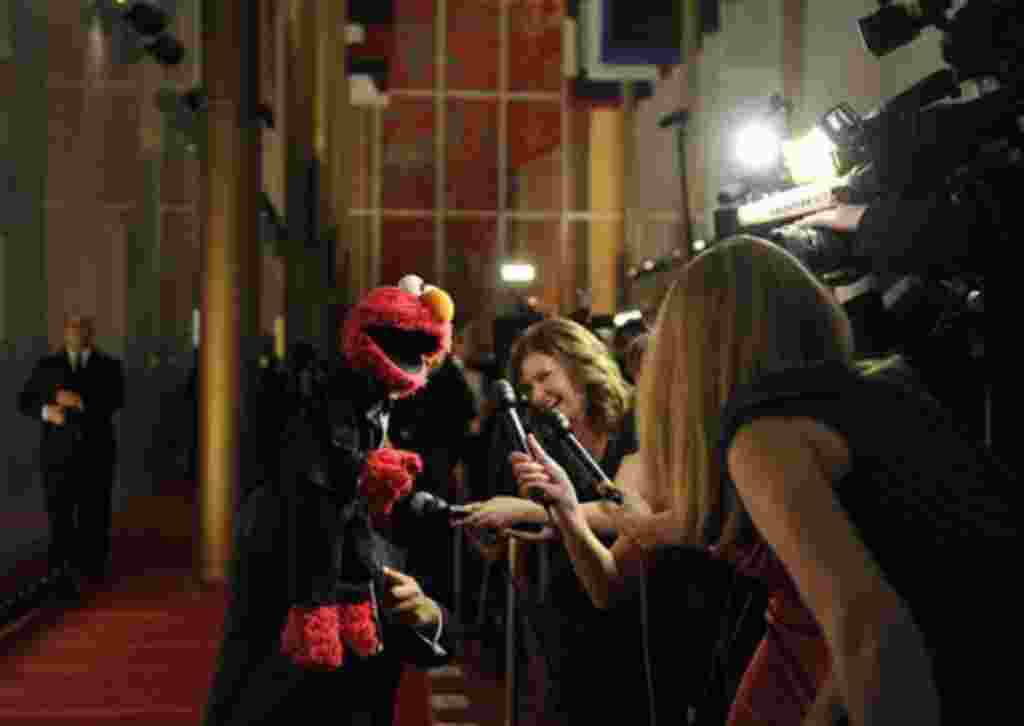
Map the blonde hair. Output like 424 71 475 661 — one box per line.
509 317 631 435
636 236 855 548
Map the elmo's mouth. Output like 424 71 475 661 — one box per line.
365 325 441 374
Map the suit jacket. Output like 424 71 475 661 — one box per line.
203 364 455 726
17 348 125 475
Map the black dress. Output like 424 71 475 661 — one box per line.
503 409 652 726
718 360 1017 725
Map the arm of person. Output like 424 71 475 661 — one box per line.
802 669 845 726
457 453 654 536
17 360 54 419
581 453 654 537
512 435 652 610
728 416 940 726
380 567 454 669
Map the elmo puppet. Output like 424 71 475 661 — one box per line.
204 276 457 726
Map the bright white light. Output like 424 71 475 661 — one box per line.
613 310 643 328
501 262 536 284
782 127 838 184
692 239 707 253
734 122 781 171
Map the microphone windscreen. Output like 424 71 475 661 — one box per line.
408 491 446 517
548 408 571 432
492 379 517 407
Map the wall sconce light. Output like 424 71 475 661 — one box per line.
500 262 536 284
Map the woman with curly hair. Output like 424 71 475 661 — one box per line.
458 316 654 726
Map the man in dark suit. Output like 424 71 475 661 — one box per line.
17 314 125 593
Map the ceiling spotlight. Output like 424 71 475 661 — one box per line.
123 2 169 36
642 259 655 271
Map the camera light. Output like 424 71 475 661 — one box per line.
500 262 536 284
734 121 782 172
782 127 839 185
613 310 644 328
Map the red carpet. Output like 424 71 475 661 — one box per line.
0 492 447 726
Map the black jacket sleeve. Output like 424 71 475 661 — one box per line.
203 487 299 726
17 358 55 419
385 602 456 670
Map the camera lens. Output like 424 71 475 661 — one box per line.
858 3 923 57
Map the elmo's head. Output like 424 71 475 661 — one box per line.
342 276 454 398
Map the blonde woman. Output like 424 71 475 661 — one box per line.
512 236 1014 726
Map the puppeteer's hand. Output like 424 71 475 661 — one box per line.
454 496 543 531
55 390 83 410
794 203 868 233
381 567 441 629
510 434 579 514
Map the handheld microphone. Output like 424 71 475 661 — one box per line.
544 408 624 505
493 379 553 507
406 490 469 521
492 379 531 453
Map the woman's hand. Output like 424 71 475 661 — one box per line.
509 434 580 515
454 496 544 531
794 203 867 232
609 507 682 552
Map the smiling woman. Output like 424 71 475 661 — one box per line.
457 316 651 726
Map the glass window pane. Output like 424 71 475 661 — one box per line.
391 0 437 91
447 0 499 91
380 218 436 287
446 99 498 211
382 99 435 210
445 219 498 325
507 101 562 211
508 0 564 93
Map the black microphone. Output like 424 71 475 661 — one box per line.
493 378 554 507
406 490 469 521
492 379 530 453
544 408 624 505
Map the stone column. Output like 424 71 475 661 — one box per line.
588 108 625 316
197 0 260 585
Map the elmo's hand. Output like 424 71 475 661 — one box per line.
360 448 422 515
280 605 344 670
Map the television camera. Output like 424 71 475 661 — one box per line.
717 1 1022 443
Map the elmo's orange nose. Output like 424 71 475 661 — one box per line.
422 286 454 323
